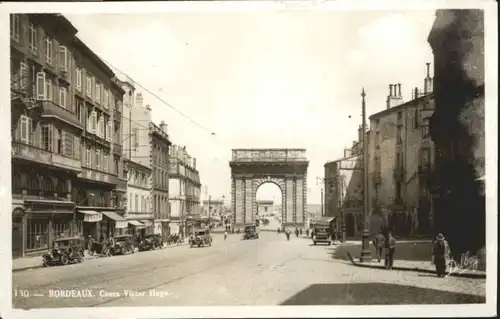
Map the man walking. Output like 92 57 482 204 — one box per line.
374 231 386 263
432 233 450 277
385 232 396 270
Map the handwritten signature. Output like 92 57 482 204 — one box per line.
445 251 480 278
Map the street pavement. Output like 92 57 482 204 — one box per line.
12 232 486 309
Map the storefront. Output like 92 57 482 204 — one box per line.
101 211 128 238
15 199 76 257
128 220 146 240
78 210 103 240
140 220 154 235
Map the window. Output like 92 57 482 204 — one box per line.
90 111 97 133
10 14 20 41
75 99 83 123
74 136 80 160
103 154 108 172
19 62 28 92
41 124 52 151
59 86 67 108
103 89 109 108
106 121 112 141
20 116 33 145
46 78 53 102
95 82 101 104
421 148 431 168
132 128 138 146
76 68 82 91
28 23 37 54
96 149 101 170
422 117 430 139
56 129 62 154
98 117 105 138
86 147 91 167
59 46 68 71
86 75 92 97
396 125 403 145
44 36 53 64
36 72 46 100
135 194 139 212
375 131 380 149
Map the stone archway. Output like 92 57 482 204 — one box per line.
229 149 309 228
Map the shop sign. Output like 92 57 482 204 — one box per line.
84 213 103 223
115 221 128 229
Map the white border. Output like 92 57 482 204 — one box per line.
0 1 497 318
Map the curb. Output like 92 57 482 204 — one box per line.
13 243 189 273
345 252 486 279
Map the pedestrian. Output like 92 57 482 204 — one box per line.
432 233 450 278
374 232 386 263
277 227 281 234
306 229 309 237
224 230 228 241
295 228 299 238
385 232 396 270
299 228 303 236
87 235 94 256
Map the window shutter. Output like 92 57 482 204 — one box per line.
36 72 46 100
74 136 80 160
20 62 28 92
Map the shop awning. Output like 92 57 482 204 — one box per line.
79 210 103 223
129 220 145 228
102 211 126 221
30 209 74 214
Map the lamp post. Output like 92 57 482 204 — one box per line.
208 194 211 229
316 177 325 218
360 88 372 262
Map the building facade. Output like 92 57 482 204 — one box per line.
427 9 485 257
119 81 154 236
168 145 201 235
10 14 127 257
367 65 435 237
150 121 172 241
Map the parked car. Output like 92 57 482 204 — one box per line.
42 237 85 267
139 234 163 251
189 229 212 248
243 224 259 240
312 226 331 245
110 234 136 255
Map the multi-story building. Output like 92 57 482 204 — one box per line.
119 82 154 237
168 145 201 235
10 14 127 257
427 9 485 257
323 64 435 239
367 64 435 237
150 121 172 241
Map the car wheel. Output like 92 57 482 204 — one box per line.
313 241 317 245
61 254 69 265
328 242 332 246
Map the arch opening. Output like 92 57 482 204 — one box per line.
255 182 283 229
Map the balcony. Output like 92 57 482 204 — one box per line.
40 100 83 130
113 143 123 156
393 167 405 181
78 167 118 185
371 171 382 185
11 141 81 173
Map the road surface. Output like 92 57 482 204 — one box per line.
12 232 485 308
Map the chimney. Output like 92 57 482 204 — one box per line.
358 124 363 142
398 83 402 97
389 84 393 97
136 93 143 107
193 158 196 169
414 87 419 99
160 120 167 133
424 62 433 94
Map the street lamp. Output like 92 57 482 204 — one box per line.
316 177 325 217
359 88 372 262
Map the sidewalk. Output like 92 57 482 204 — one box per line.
13 242 189 272
345 251 486 279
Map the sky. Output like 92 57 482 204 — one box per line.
66 9 435 204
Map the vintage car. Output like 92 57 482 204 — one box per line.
189 229 212 248
139 234 164 251
243 224 259 240
110 234 137 255
42 237 85 267
312 227 331 245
